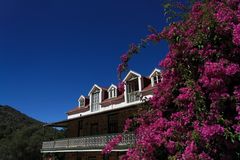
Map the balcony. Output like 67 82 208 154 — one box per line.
41 133 135 153
127 91 140 103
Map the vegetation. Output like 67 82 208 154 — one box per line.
105 0 240 159
0 105 64 160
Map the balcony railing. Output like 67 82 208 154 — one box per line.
41 133 135 153
91 103 100 112
127 91 140 103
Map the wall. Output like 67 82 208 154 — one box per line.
67 105 139 137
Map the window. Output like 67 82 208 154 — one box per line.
108 114 118 133
88 156 96 160
90 123 99 135
91 91 100 112
108 87 116 99
77 153 82 160
151 74 161 86
126 78 139 102
103 154 109 160
77 120 83 137
79 97 85 107
77 155 82 160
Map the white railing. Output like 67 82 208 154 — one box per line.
127 91 140 103
42 133 135 152
91 103 100 112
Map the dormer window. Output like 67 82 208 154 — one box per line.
126 78 140 102
151 74 161 86
91 90 100 112
89 84 103 112
150 69 161 87
109 88 116 98
123 71 142 103
79 98 84 107
78 96 85 107
108 84 117 99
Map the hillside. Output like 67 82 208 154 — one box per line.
0 105 64 160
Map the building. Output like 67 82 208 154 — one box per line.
41 69 161 160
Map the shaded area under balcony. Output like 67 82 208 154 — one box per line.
41 133 135 153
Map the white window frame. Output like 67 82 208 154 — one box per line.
151 74 161 86
88 84 103 112
91 90 100 112
107 84 117 99
126 78 140 103
108 87 116 99
78 96 85 107
123 71 142 103
79 98 85 107
150 69 161 87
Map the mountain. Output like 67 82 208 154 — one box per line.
0 105 64 160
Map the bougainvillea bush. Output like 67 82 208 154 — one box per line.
103 0 240 159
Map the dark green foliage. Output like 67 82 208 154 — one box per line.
163 0 200 22
0 105 64 160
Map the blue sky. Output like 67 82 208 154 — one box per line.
0 0 169 123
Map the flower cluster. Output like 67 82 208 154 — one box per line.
199 124 225 141
102 134 122 154
233 24 240 46
104 0 240 159
117 82 125 94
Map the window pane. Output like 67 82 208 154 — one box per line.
91 91 99 111
109 88 116 98
127 79 139 102
90 123 99 135
113 89 116 97
88 156 97 160
110 89 112 98
80 98 84 106
108 114 118 133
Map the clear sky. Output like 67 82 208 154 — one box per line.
0 0 169 123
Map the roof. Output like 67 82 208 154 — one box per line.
142 84 154 92
107 84 117 91
88 84 108 96
101 94 124 104
149 68 161 78
123 70 141 82
66 105 90 115
66 69 157 116
78 95 85 100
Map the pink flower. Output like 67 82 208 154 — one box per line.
182 141 197 160
176 87 193 103
117 82 125 94
147 34 159 41
234 86 240 120
233 24 240 46
159 54 175 68
237 5 240 22
233 125 240 134
234 86 240 101
215 2 235 23
165 140 176 154
113 0 240 159
203 61 224 77
124 118 133 132
102 134 122 154
200 124 224 141
199 152 213 160
129 43 138 53
225 63 240 75
117 63 124 73
121 54 128 63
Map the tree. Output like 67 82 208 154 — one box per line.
104 0 240 159
0 106 65 160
